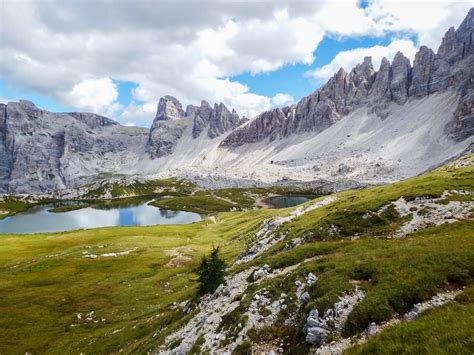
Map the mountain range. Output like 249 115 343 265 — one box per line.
1 9 473 194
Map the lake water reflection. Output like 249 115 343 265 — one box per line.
264 195 315 208
0 201 202 234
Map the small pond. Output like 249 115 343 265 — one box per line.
0 200 202 234
264 195 315 208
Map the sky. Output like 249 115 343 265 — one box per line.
0 0 473 127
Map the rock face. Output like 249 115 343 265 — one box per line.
155 95 186 121
390 52 411 104
0 100 149 193
147 97 243 158
222 9 474 147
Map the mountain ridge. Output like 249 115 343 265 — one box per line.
223 8 474 146
0 8 473 194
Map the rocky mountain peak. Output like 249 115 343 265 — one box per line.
18 99 38 108
147 96 243 158
155 95 186 121
390 51 411 104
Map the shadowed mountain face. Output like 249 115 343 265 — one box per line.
0 100 150 193
0 9 473 194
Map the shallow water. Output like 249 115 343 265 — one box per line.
0 201 202 234
265 195 314 208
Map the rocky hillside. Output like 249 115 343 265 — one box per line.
222 8 474 146
156 154 474 354
0 9 473 194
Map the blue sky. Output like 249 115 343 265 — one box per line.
232 34 396 103
1 1 471 126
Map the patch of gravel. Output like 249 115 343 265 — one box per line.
387 190 473 238
82 247 137 259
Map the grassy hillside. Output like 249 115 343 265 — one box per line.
345 285 474 354
0 209 282 354
0 155 472 354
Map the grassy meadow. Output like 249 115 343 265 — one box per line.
0 154 473 353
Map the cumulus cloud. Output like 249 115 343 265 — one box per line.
0 0 472 125
272 93 295 107
364 0 473 49
60 78 122 116
308 39 419 81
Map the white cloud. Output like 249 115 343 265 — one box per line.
120 102 157 126
308 39 419 81
0 0 472 125
364 0 474 49
0 97 13 104
272 93 295 107
60 78 122 116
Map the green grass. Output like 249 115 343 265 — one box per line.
151 193 238 213
151 186 324 214
0 196 56 220
344 285 474 355
0 208 282 354
150 188 266 214
48 204 88 213
269 156 474 245
83 177 197 199
244 221 474 338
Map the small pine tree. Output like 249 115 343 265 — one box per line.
196 246 226 295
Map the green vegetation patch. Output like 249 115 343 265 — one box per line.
345 285 474 355
0 208 280 354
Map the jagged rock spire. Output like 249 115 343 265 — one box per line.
155 96 186 121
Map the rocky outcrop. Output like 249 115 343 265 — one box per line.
147 120 187 159
222 108 287 146
408 46 434 97
155 96 186 121
223 9 474 147
443 8 474 142
303 309 329 346
208 104 241 139
147 96 243 158
190 101 242 139
191 100 213 138
390 52 411 104
0 103 11 192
